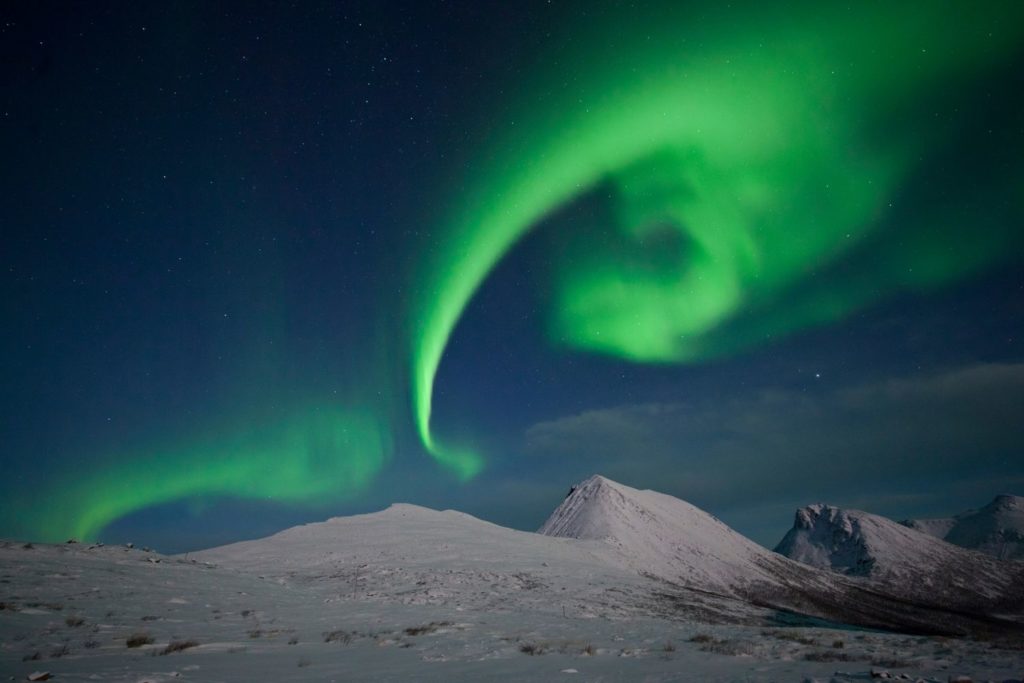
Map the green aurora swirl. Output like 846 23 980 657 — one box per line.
411 2 1024 474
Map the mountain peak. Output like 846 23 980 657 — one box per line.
901 494 1024 560
538 475 793 596
793 503 851 531
571 473 618 492
538 474 634 540
985 494 1024 513
775 504 879 576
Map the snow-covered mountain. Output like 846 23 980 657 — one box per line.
537 476 1023 633
195 475 1023 636
538 475 805 598
193 501 734 623
773 503 1024 614
775 504 922 577
901 494 1024 560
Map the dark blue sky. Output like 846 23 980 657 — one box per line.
2 2 1022 552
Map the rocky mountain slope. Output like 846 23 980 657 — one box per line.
773 503 1024 615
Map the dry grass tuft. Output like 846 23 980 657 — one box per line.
126 633 154 648
324 630 353 644
159 640 199 655
870 656 911 668
699 639 754 656
403 621 452 636
804 650 855 662
767 630 816 645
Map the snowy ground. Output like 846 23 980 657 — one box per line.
2 541 1023 682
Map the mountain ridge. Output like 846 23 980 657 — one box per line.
194 475 1024 636
901 494 1024 560
773 502 1024 612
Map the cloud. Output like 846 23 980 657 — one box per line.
522 363 1024 544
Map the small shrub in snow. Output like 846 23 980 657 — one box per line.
159 640 199 655
324 630 352 644
126 632 154 648
403 621 452 636
870 656 910 668
688 633 714 643
803 650 855 662
519 642 544 655
706 640 753 656
65 615 85 627
832 639 844 648
770 630 816 645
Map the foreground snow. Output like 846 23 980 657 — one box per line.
2 541 1023 682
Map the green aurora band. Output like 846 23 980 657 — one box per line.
17 408 390 542
411 3 1024 473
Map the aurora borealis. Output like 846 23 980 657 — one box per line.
3 2 1023 550
45 409 390 542
411 2 1024 465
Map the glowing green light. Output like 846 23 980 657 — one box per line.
22 408 390 542
411 3 1023 463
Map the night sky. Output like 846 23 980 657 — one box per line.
3 2 1023 553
